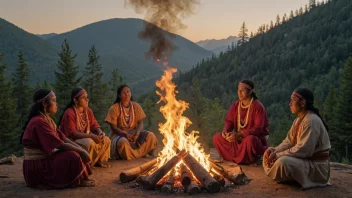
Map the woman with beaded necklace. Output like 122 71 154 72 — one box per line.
105 84 158 160
263 88 331 189
213 80 269 165
59 88 111 168
21 89 94 189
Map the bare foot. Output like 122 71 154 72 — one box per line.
250 156 262 167
77 179 95 187
95 162 111 168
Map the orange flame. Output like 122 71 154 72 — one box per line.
155 64 210 172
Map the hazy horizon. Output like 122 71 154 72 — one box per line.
0 0 317 42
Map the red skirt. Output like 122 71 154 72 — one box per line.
23 151 92 189
213 133 267 164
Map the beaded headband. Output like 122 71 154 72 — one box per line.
34 91 54 104
291 92 304 101
239 82 253 90
74 89 87 99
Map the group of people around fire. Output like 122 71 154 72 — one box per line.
21 80 331 190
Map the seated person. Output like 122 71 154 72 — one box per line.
263 88 331 189
105 84 158 160
213 80 269 165
60 88 111 168
21 89 94 189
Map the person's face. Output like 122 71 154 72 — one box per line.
44 94 58 114
75 92 89 108
120 87 131 102
237 84 252 101
289 94 306 114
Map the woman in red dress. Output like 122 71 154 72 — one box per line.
213 80 269 165
21 89 94 189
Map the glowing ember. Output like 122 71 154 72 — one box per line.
155 61 210 173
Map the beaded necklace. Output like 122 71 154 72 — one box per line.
237 97 254 131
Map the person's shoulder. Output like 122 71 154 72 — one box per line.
109 103 120 110
306 112 322 125
253 99 265 109
30 115 44 124
132 101 143 109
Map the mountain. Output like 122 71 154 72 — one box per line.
47 18 212 92
176 0 352 158
36 33 58 40
0 18 211 93
0 18 59 83
196 36 239 54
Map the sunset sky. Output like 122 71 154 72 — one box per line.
0 0 313 42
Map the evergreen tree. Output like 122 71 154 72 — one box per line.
275 14 281 26
305 4 309 13
12 49 31 127
237 22 249 46
309 0 316 9
142 98 154 129
108 69 124 102
333 56 352 161
282 13 287 23
270 20 274 29
0 53 20 157
82 45 109 124
323 86 336 124
289 10 294 19
299 7 304 15
53 39 81 118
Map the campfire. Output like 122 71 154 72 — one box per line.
119 67 248 194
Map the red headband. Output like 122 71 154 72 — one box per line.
34 91 54 104
239 82 252 90
74 89 87 99
291 92 303 100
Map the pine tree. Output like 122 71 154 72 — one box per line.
323 86 336 124
305 4 309 13
142 98 154 129
295 9 299 17
83 45 109 124
12 49 31 127
54 39 81 118
289 10 294 19
0 53 20 157
333 56 352 161
275 14 281 26
299 7 304 15
237 22 249 46
282 14 287 23
270 21 274 29
309 0 316 9
108 69 124 102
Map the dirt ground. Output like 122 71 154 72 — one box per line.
1 156 352 198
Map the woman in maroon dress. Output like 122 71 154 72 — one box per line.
21 89 94 189
213 80 269 165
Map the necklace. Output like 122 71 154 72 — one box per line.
237 97 254 131
40 112 57 133
74 107 90 134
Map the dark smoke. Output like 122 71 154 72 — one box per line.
125 0 199 60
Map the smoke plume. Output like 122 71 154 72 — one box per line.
125 0 199 60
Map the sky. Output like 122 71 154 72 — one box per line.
0 0 314 42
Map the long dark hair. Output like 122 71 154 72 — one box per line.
294 88 329 131
240 79 258 100
20 89 52 144
114 84 134 104
58 87 84 125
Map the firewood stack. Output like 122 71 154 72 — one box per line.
119 150 249 194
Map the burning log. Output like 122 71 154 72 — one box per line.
160 169 175 193
120 158 158 183
0 155 16 165
138 150 187 190
183 154 221 193
186 181 201 195
210 170 225 187
210 161 249 185
180 163 192 186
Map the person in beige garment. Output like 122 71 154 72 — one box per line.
105 84 158 160
263 88 331 189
